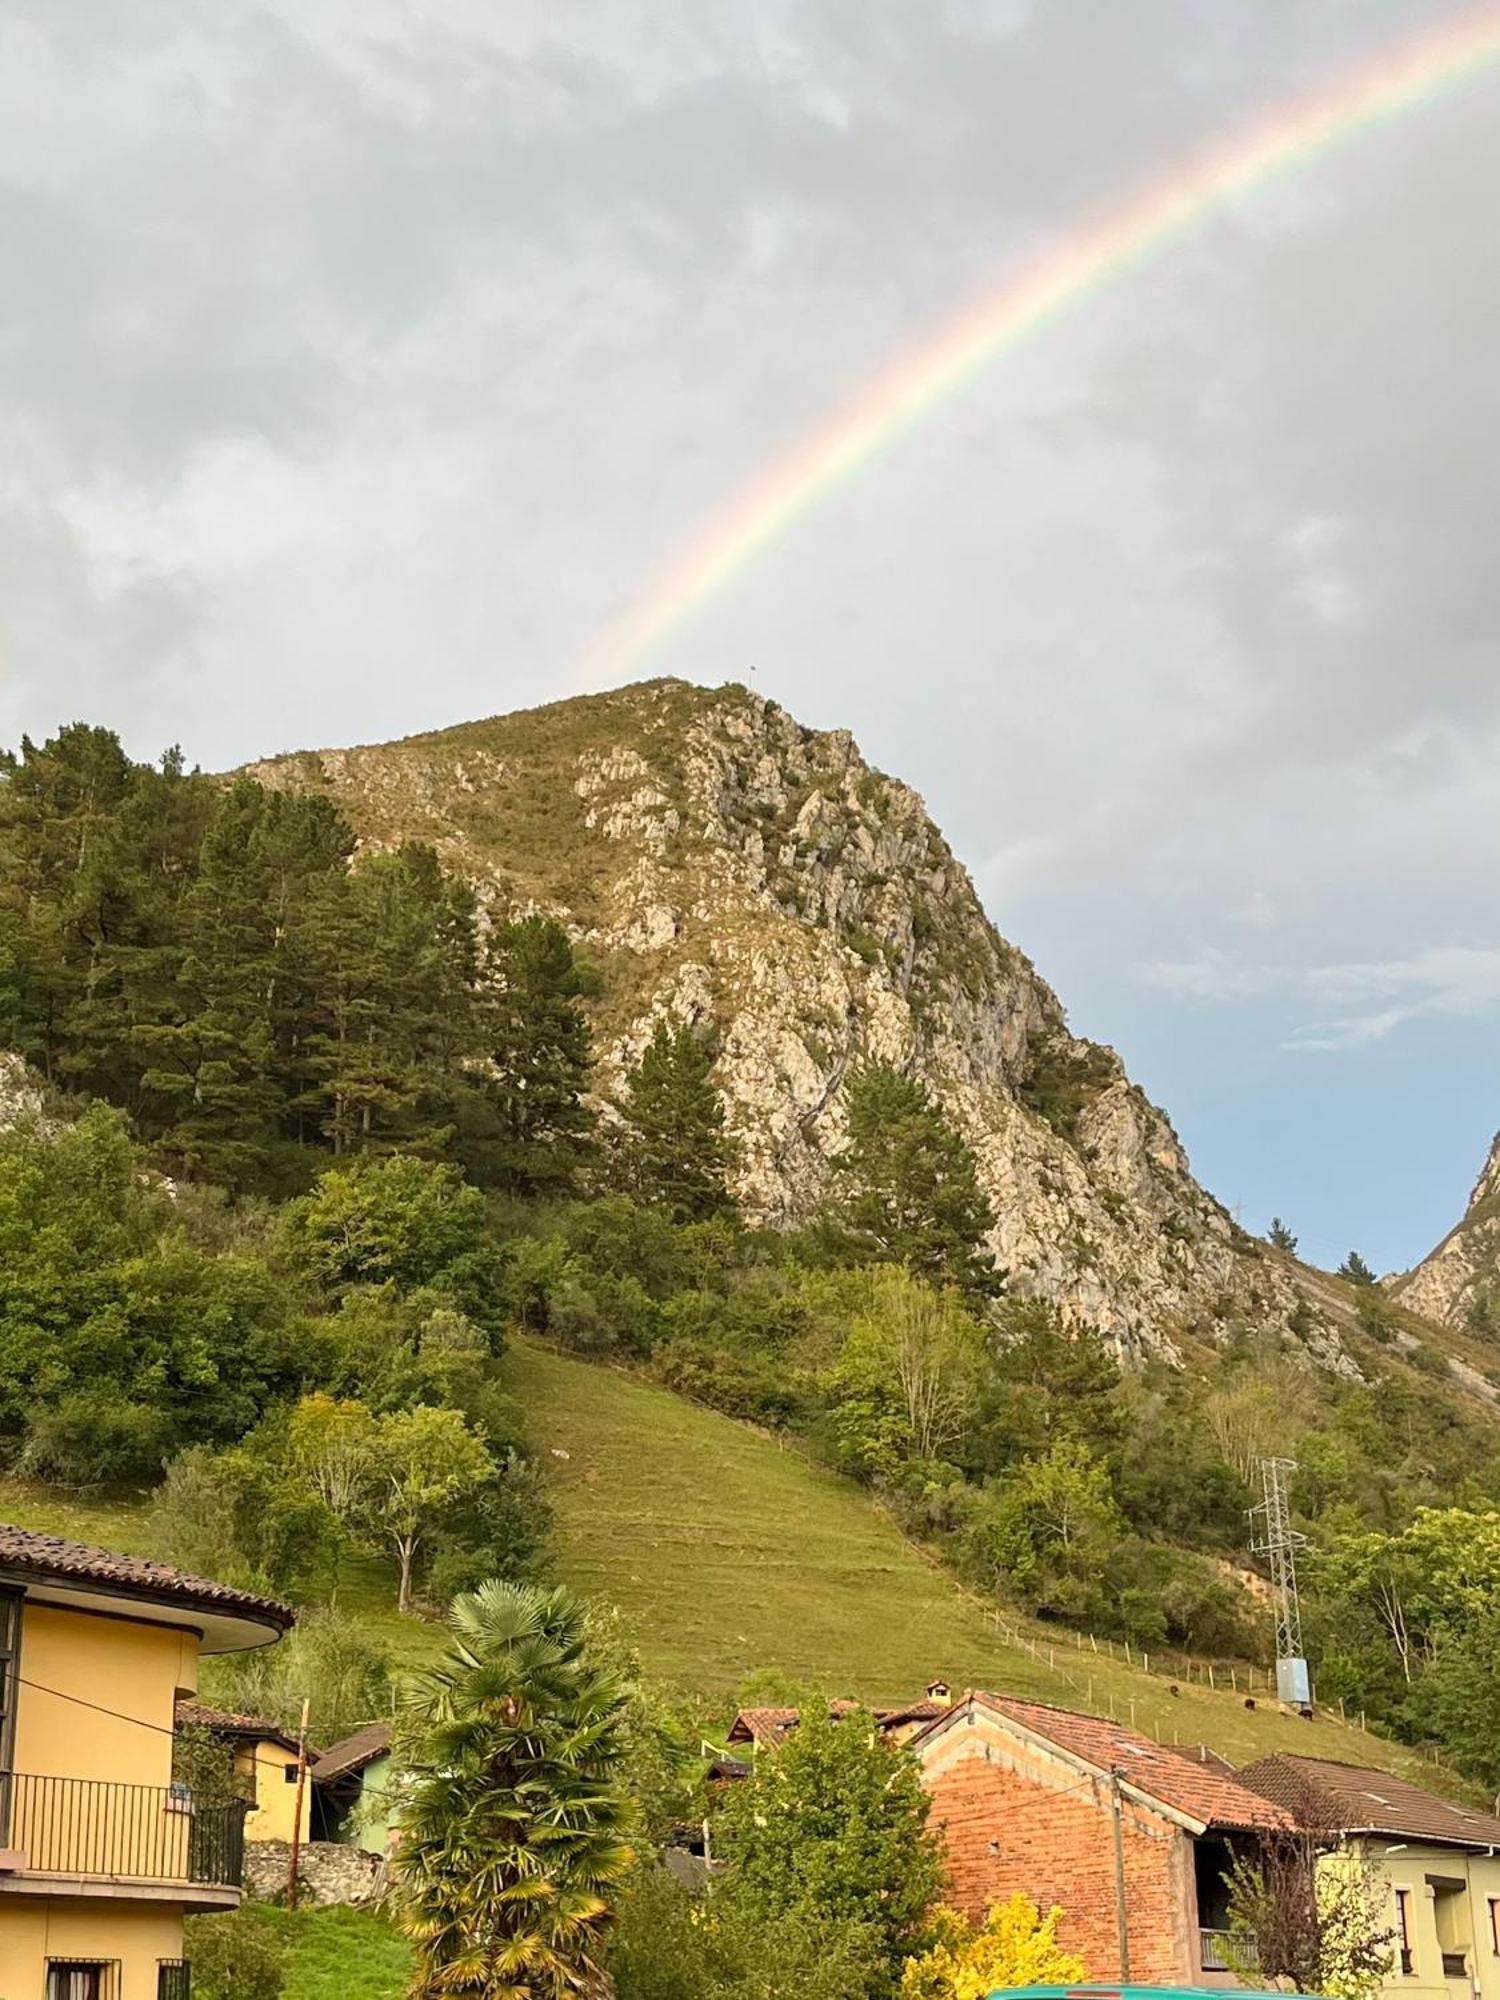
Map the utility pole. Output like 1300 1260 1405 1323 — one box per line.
1249 1457 1312 1713
1108 1769 1132 1981
287 1696 311 1910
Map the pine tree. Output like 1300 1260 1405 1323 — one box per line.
1338 1250 1378 1286
612 1019 737 1222
394 1580 634 1997
1268 1217 1298 1253
464 916 596 1196
133 779 351 1184
835 1061 1001 1300
292 844 481 1157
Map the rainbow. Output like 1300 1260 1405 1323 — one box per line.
578 4 1500 686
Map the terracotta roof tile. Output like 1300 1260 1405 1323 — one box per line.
175 1699 302 1756
1238 1754 1500 1848
957 1694 1294 1832
0 1524 293 1634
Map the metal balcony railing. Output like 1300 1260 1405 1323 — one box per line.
0 1773 245 1889
1200 1928 1259 1972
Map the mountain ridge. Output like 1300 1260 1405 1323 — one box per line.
241 676 1343 1366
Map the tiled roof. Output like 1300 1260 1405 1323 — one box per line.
0 1524 294 1633
1238 1754 1500 1849
311 1721 393 1785
953 1694 1295 1832
726 1698 945 1749
176 1699 301 1756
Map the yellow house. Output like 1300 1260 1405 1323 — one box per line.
1240 1753 1500 2000
0 1522 293 2000
174 1704 310 1846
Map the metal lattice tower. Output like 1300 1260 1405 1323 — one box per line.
1250 1456 1310 1700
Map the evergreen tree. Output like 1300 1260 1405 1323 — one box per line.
139 780 355 1183
719 1701 944 1998
612 1020 737 1223
395 1580 634 1997
292 843 481 1156
1338 1250 1378 1287
835 1062 1000 1300
464 916 596 1196
1268 1218 1298 1253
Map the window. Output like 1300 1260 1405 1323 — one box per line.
284 1762 300 1784
1489 1897 1500 1956
1395 1888 1415 1976
157 1959 191 2000
46 1962 119 2000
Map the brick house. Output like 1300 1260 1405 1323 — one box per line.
912 1692 1293 1985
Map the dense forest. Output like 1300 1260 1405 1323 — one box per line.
4 723 1500 1789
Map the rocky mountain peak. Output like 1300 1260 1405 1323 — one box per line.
1396 1130 1500 1329
244 677 1320 1361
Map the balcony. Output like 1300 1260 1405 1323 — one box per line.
1200 1928 1259 1974
0 1774 245 1907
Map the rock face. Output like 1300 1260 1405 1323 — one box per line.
1396 1133 1500 1328
244 678 1312 1360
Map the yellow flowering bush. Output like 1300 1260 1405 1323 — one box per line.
901 1892 1084 2000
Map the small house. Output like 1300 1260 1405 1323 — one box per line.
0 1522 293 2000
174 1701 311 1847
310 1723 395 1853
1239 1753 1500 2000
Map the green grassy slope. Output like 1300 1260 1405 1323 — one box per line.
0 1340 1457 1785
502 1340 1452 1779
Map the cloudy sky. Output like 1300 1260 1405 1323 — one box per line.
3 1 1497 1271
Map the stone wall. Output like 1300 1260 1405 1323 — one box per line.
243 1839 388 1908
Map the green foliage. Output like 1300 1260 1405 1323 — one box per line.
207 1604 393 1748
1268 1218 1298 1253
0 1107 313 1473
822 1267 986 1478
394 1579 635 1998
191 1906 409 2000
1017 1034 1118 1146
280 1153 506 1339
718 1702 945 1997
609 1862 879 2000
960 1441 1124 1623
0 726 603 1195
612 1020 739 1223
834 1063 1000 1300
465 916 596 1196
1338 1251 1378 1286
186 1907 288 2000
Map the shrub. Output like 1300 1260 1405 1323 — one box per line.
186 1909 287 2000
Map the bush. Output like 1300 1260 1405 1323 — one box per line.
22 1392 172 1483
609 1863 879 2000
186 1909 286 2000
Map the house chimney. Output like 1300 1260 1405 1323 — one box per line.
927 1681 951 1703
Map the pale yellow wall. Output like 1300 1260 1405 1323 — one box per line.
0 1894 185 2000
233 1740 310 1844
1353 1838 1500 2000
13 1604 199 1790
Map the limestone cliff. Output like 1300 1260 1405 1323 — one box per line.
1395 1133 1500 1329
244 678 1319 1360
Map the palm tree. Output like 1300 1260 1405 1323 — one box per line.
393 1579 635 1998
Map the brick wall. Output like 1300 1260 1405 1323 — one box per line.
922 1738 1196 1983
